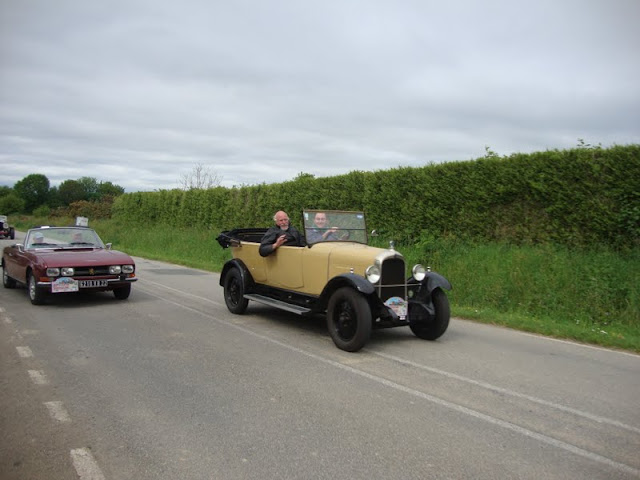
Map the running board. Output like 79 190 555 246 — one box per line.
244 293 312 315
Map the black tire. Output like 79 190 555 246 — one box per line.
410 288 450 340
326 287 372 352
223 268 248 314
28 272 46 305
9 227 15 240
3 264 16 288
113 284 131 300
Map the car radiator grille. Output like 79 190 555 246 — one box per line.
378 257 406 301
73 266 111 276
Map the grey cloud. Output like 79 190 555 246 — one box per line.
1 0 639 192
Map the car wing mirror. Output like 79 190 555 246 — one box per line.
106 242 112 250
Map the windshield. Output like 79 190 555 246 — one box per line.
303 210 368 245
25 227 106 249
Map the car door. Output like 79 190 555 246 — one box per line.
263 246 305 290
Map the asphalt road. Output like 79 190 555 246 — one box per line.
1 233 639 480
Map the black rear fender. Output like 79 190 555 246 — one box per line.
220 259 254 290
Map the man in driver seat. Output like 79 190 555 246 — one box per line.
31 233 45 246
259 210 306 256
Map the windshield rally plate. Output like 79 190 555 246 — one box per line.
52 277 79 293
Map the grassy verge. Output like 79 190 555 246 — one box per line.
12 216 640 353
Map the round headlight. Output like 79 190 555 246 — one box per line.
365 265 381 283
412 264 427 281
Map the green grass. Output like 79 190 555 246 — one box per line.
12 216 640 353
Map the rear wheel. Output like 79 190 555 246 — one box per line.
223 268 248 314
113 284 131 300
3 264 16 288
410 288 450 340
326 287 372 352
28 272 46 305
9 227 15 240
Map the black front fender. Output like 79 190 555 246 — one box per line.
318 273 375 310
424 271 452 292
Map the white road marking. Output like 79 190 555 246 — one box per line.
16 346 34 358
495 324 640 358
28 369 48 385
138 285 640 477
369 350 640 435
44 401 71 422
70 448 106 480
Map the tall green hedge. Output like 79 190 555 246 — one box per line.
112 145 640 248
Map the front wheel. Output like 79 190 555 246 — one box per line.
113 284 131 300
223 268 248 314
410 288 450 340
3 264 17 288
9 227 15 240
326 287 372 352
28 272 47 305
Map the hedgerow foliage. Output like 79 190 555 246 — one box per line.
112 145 640 248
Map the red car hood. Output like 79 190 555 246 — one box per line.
35 248 135 267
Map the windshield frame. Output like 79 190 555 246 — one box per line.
302 210 368 245
24 226 106 250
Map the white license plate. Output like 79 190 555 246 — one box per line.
79 279 109 288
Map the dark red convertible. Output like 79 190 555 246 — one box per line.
2 226 137 305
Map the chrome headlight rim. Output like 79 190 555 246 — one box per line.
122 265 135 274
109 265 122 274
46 267 60 277
365 264 381 284
412 264 427 281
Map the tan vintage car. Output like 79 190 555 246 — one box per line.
217 210 451 352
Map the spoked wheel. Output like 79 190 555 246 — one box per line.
409 288 450 340
28 273 46 305
3 264 16 288
223 267 249 314
326 287 372 352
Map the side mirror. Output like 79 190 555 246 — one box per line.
106 243 112 250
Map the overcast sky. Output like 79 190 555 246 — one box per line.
1 0 639 192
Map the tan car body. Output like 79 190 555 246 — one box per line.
235 241 395 296
218 210 451 352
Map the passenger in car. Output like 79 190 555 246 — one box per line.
259 210 306 256
306 212 339 243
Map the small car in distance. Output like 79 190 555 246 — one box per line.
217 210 452 352
0 215 15 240
2 226 137 305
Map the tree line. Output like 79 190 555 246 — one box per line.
0 174 125 217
